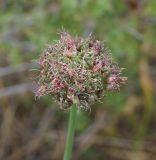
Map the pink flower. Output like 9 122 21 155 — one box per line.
49 60 57 70
107 74 127 91
39 55 46 67
51 77 65 93
60 32 76 51
93 41 102 54
35 85 47 98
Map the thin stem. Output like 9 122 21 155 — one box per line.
63 103 77 160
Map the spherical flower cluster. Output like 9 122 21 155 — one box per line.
35 31 127 110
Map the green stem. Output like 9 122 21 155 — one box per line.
63 103 77 160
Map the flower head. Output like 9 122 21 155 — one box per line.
35 31 127 110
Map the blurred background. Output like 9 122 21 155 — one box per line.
0 0 156 160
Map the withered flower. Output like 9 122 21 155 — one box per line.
35 31 127 110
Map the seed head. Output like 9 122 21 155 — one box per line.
35 31 127 110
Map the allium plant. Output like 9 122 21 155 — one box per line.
35 31 127 160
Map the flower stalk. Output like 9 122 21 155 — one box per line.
63 102 77 160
